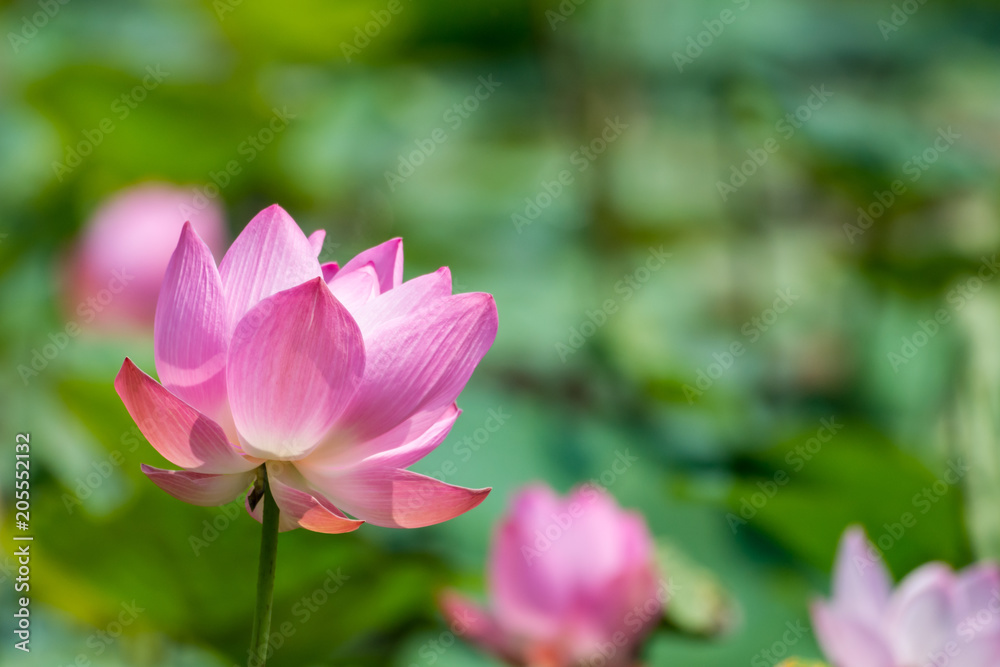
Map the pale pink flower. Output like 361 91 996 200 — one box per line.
115 204 497 532
442 484 663 667
66 182 226 329
812 526 1000 667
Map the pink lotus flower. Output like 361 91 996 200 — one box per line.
812 526 1000 667
114 204 497 532
442 484 663 667
66 182 226 329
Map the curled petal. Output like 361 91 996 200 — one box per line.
352 267 452 334
302 466 490 528
219 204 322 333
141 464 254 506
340 292 497 441
244 493 297 532
227 278 365 460
249 463 364 534
328 263 380 312
153 222 229 422
115 358 256 473
339 237 403 293
305 404 459 471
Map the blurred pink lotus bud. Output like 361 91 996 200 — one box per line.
812 526 1000 667
115 205 497 532
442 484 664 667
66 183 226 330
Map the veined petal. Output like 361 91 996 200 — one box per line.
153 222 230 422
141 464 254 506
351 267 452 334
339 237 403 293
308 229 326 257
303 404 459 471
115 358 257 473
339 292 497 441
328 263 380 312
218 205 322 333
258 463 364 534
302 466 490 528
227 278 365 460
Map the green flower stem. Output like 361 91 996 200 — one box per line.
250 466 280 666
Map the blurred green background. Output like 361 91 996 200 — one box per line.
2 0 1000 664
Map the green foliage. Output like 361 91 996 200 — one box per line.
2 0 999 665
